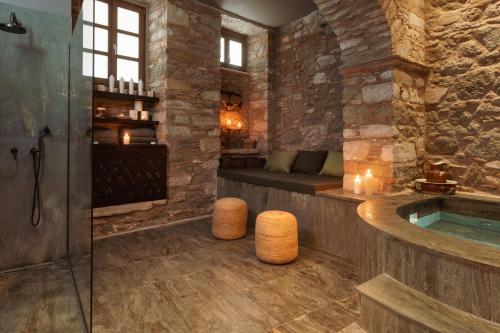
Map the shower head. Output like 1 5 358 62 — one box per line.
0 13 27 34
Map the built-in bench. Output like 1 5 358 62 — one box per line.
217 168 343 195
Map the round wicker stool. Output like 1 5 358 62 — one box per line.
255 210 298 264
212 197 248 240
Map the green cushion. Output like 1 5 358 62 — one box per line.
319 151 344 177
264 150 298 173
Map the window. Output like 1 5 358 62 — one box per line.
220 30 246 71
82 0 145 83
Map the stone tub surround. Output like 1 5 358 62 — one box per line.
424 0 500 194
357 192 500 324
272 10 343 152
358 274 500 333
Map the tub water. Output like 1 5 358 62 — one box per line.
410 211 500 248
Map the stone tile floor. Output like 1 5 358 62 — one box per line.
93 219 360 332
0 260 86 333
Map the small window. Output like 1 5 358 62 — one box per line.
82 0 145 83
220 30 246 71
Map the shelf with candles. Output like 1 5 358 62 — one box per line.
223 119 244 149
93 117 159 127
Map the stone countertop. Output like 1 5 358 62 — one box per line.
357 191 500 270
316 188 415 203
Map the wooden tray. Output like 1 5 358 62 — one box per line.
415 179 457 195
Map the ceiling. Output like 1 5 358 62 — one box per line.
197 0 318 28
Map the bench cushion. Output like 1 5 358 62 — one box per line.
218 168 343 195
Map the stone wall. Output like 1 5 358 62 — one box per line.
272 11 343 151
381 0 427 65
247 32 274 154
160 0 221 219
98 0 221 230
425 1 499 193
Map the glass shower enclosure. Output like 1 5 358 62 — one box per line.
0 1 92 331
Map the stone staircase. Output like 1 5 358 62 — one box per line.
356 274 500 333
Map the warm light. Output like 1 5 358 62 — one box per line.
237 122 242 129
354 174 362 195
365 169 374 196
123 133 130 145
226 119 232 128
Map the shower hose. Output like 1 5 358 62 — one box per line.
30 126 50 228
30 140 42 228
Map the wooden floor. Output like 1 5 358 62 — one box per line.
93 219 360 332
0 260 85 333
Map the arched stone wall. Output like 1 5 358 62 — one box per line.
314 0 429 191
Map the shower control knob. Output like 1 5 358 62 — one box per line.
10 147 18 160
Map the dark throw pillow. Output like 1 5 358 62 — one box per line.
291 151 328 175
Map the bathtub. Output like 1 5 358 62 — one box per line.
356 192 500 324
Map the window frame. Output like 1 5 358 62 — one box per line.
221 29 247 72
90 0 146 84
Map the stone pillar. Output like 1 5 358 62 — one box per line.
314 0 429 192
341 59 395 192
247 31 274 154
148 0 221 221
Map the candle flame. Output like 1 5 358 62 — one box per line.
237 122 242 129
226 119 232 128
366 169 372 176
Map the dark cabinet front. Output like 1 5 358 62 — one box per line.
92 145 167 208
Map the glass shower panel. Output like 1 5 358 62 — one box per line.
0 2 91 332
68 0 93 329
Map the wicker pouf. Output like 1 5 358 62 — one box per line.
212 197 248 240
255 210 298 264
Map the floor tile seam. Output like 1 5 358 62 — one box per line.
267 299 341 330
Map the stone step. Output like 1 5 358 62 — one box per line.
357 274 500 333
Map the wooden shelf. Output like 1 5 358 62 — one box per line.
94 90 159 104
93 117 159 127
221 148 259 155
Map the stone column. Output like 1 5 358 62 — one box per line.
247 31 274 154
147 0 221 221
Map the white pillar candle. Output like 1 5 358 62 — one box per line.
129 78 134 95
354 174 362 195
365 169 374 196
123 133 130 145
119 77 125 94
109 75 115 93
140 111 149 121
138 79 144 96
134 100 143 111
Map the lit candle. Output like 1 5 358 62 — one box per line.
365 169 374 196
123 133 130 145
237 122 242 129
226 119 232 128
354 174 362 195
